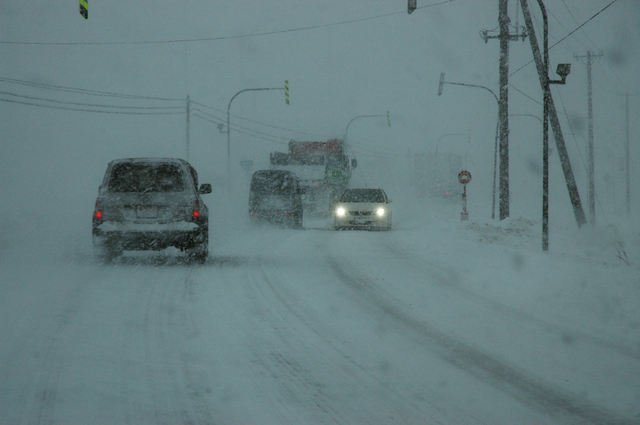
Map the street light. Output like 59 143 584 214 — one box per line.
438 72 501 219
226 86 284 178
436 133 467 154
344 113 391 141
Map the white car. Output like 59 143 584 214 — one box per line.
334 188 392 231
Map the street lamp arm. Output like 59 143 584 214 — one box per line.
227 87 284 126
443 81 499 105
436 133 466 153
345 114 386 140
226 87 284 176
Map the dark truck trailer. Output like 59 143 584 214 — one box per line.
270 139 356 214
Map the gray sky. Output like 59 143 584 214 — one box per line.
1 0 638 224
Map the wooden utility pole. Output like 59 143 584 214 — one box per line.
520 0 587 233
575 51 603 225
481 1 526 220
186 95 191 161
623 93 639 217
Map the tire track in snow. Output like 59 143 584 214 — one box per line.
323 251 631 425
118 263 216 425
246 231 480 424
22 269 103 425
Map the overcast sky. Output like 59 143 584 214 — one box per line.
1 0 638 226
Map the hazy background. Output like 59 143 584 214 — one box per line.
1 0 639 246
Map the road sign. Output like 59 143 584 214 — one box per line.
458 170 472 184
459 171 471 220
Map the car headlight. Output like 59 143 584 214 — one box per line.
376 208 385 217
335 207 346 217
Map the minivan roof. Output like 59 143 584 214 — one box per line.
109 157 188 165
253 169 295 177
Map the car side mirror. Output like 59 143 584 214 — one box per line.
351 158 358 169
387 199 392 203
199 183 212 194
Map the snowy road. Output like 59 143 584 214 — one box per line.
1 204 638 425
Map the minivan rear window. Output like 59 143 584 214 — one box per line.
251 172 294 194
108 163 186 192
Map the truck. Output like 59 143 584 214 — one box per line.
270 139 357 214
413 152 464 198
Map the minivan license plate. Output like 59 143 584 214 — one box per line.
137 206 158 218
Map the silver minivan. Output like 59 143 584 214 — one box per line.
92 158 211 263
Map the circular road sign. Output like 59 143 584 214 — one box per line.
458 170 472 184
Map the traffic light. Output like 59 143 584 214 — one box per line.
408 0 416 14
80 0 88 19
284 80 289 105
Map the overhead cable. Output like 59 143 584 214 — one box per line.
0 0 454 46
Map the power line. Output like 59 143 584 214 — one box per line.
510 0 618 78
192 99 326 138
0 76 182 101
0 0 454 46
0 76 316 140
0 90 183 111
0 97 184 115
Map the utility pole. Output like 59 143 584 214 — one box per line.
623 93 639 217
481 1 526 220
521 0 587 237
186 95 191 161
626 93 631 217
575 51 603 225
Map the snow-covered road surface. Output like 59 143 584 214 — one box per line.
1 200 638 424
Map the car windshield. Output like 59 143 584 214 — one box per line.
340 189 385 203
251 173 294 194
108 162 185 192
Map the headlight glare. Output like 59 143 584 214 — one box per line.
336 207 346 217
376 208 385 217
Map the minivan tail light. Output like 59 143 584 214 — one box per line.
191 200 202 220
94 200 103 220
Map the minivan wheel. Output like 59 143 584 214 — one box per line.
93 241 121 264
296 212 303 228
187 234 208 264
188 247 208 264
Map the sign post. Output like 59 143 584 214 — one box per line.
458 170 472 221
